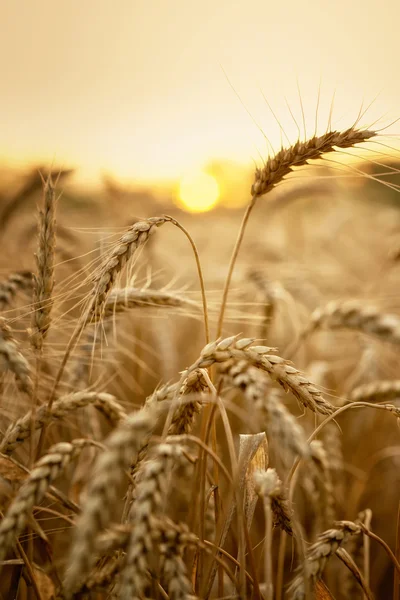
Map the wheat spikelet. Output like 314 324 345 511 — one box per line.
0 317 32 395
100 286 199 319
161 536 196 600
254 467 293 535
143 368 207 413
30 175 57 351
304 300 400 345
83 556 125 595
288 521 361 599
63 403 163 598
183 336 334 415
349 379 400 403
120 443 184 600
87 217 169 319
131 370 207 479
255 468 292 600
168 369 207 435
252 127 376 197
95 524 132 555
0 270 32 312
0 391 127 455
342 524 365 599
0 438 95 562
221 358 310 460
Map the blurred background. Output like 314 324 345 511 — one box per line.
1 0 400 213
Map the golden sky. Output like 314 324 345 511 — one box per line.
1 1 399 186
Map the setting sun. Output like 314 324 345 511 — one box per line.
178 170 220 212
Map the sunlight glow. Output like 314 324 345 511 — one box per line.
178 171 220 212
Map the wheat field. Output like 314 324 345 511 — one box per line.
1 122 400 600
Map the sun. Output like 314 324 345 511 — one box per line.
178 170 219 212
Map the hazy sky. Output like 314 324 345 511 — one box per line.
1 1 399 184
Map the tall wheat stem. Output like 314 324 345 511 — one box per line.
217 196 256 337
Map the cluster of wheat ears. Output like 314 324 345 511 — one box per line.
1 120 400 600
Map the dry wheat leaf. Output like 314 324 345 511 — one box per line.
33 567 55 600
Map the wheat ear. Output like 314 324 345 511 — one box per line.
255 468 293 600
0 391 126 455
0 318 32 395
221 358 310 460
0 270 32 312
82 556 125 595
349 379 400 403
160 533 196 600
130 370 207 481
217 126 376 336
120 444 184 600
183 336 334 415
0 439 96 562
99 286 199 319
63 403 163 598
255 468 293 535
288 521 361 599
30 175 57 351
87 217 170 320
304 300 400 344
38 217 170 456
